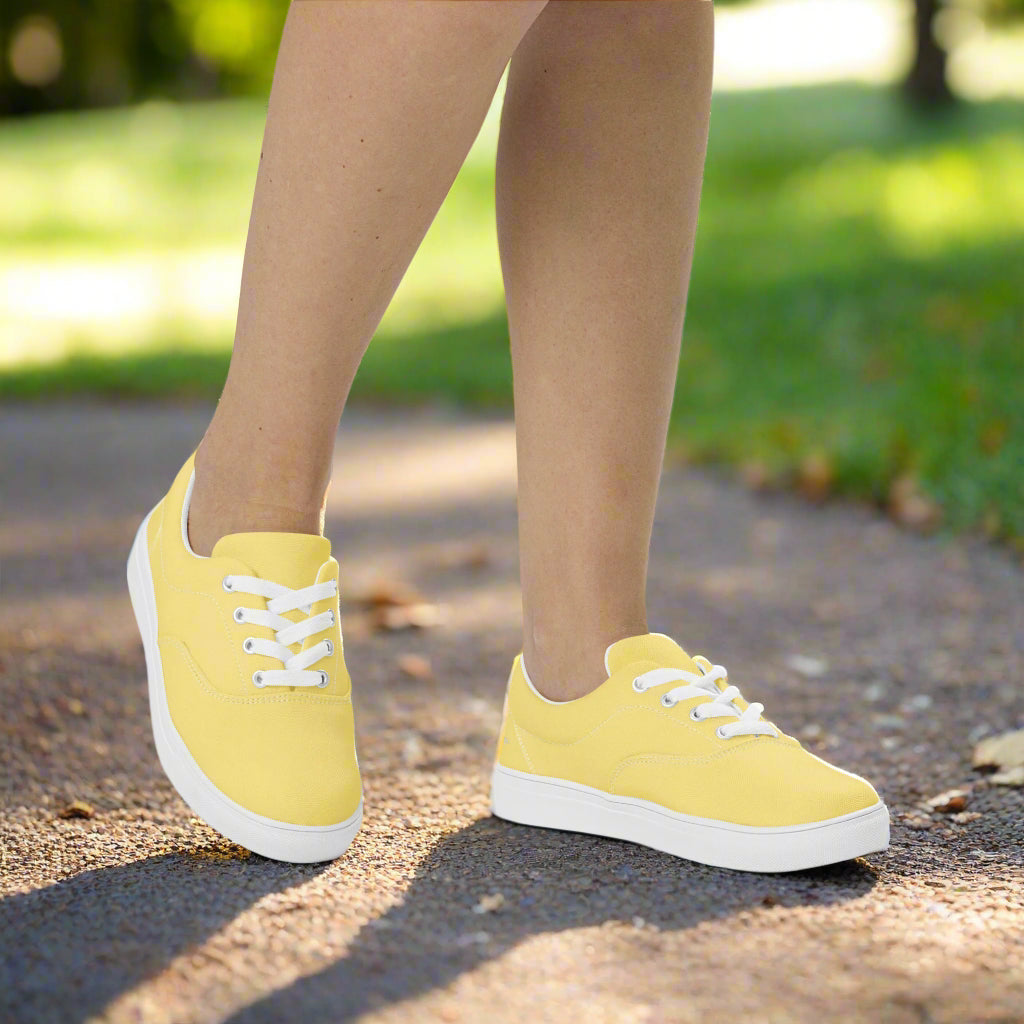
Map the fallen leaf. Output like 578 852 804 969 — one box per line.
991 765 1024 787
462 545 491 570
359 579 423 609
951 811 982 825
902 813 933 831
888 475 942 532
473 892 505 914
927 789 969 813
973 728 1024 773
797 452 833 502
59 800 95 819
370 603 445 632
397 654 433 680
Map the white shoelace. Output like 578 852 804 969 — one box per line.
632 662 778 739
223 574 337 688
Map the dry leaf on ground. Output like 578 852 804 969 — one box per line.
359 579 423 609
927 789 969 813
951 811 982 824
972 729 1024 786
989 765 1024 786
397 654 433 680
58 800 95 819
888 475 942 532
798 452 834 502
371 603 445 632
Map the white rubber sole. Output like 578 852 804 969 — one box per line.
127 511 362 863
491 763 889 873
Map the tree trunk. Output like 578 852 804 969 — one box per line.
903 0 956 108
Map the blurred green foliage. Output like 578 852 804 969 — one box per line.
0 0 288 115
4 0 1024 117
2 85 1022 543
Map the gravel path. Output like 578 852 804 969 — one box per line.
1 402 1022 1024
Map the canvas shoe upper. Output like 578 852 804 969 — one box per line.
491 632 888 872
127 454 362 862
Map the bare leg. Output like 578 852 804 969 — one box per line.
188 0 548 556
497 0 714 699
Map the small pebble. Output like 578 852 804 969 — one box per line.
473 892 505 914
785 655 827 678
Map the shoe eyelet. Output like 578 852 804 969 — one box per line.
632 677 645 693
243 638 255 653
222 576 234 592
317 671 329 688
233 607 245 623
329 610 336 626
252 671 265 688
715 725 730 740
324 639 334 655
661 694 677 708
690 707 704 723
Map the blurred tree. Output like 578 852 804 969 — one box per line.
904 0 1024 107
713 0 1024 110
2 0 1024 117
0 0 288 116
905 0 956 107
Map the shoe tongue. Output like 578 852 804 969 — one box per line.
604 632 699 676
211 532 331 589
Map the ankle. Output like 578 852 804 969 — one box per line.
523 620 648 702
187 493 324 557
187 442 327 557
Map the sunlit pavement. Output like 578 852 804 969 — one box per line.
1 402 1022 1023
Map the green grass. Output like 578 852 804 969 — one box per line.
2 85 1023 543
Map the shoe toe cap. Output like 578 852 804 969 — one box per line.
167 683 361 826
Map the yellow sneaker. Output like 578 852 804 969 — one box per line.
491 632 888 872
126 455 362 862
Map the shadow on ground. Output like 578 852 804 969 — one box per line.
0 819 880 1024
226 818 878 1023
0 847 327 1024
